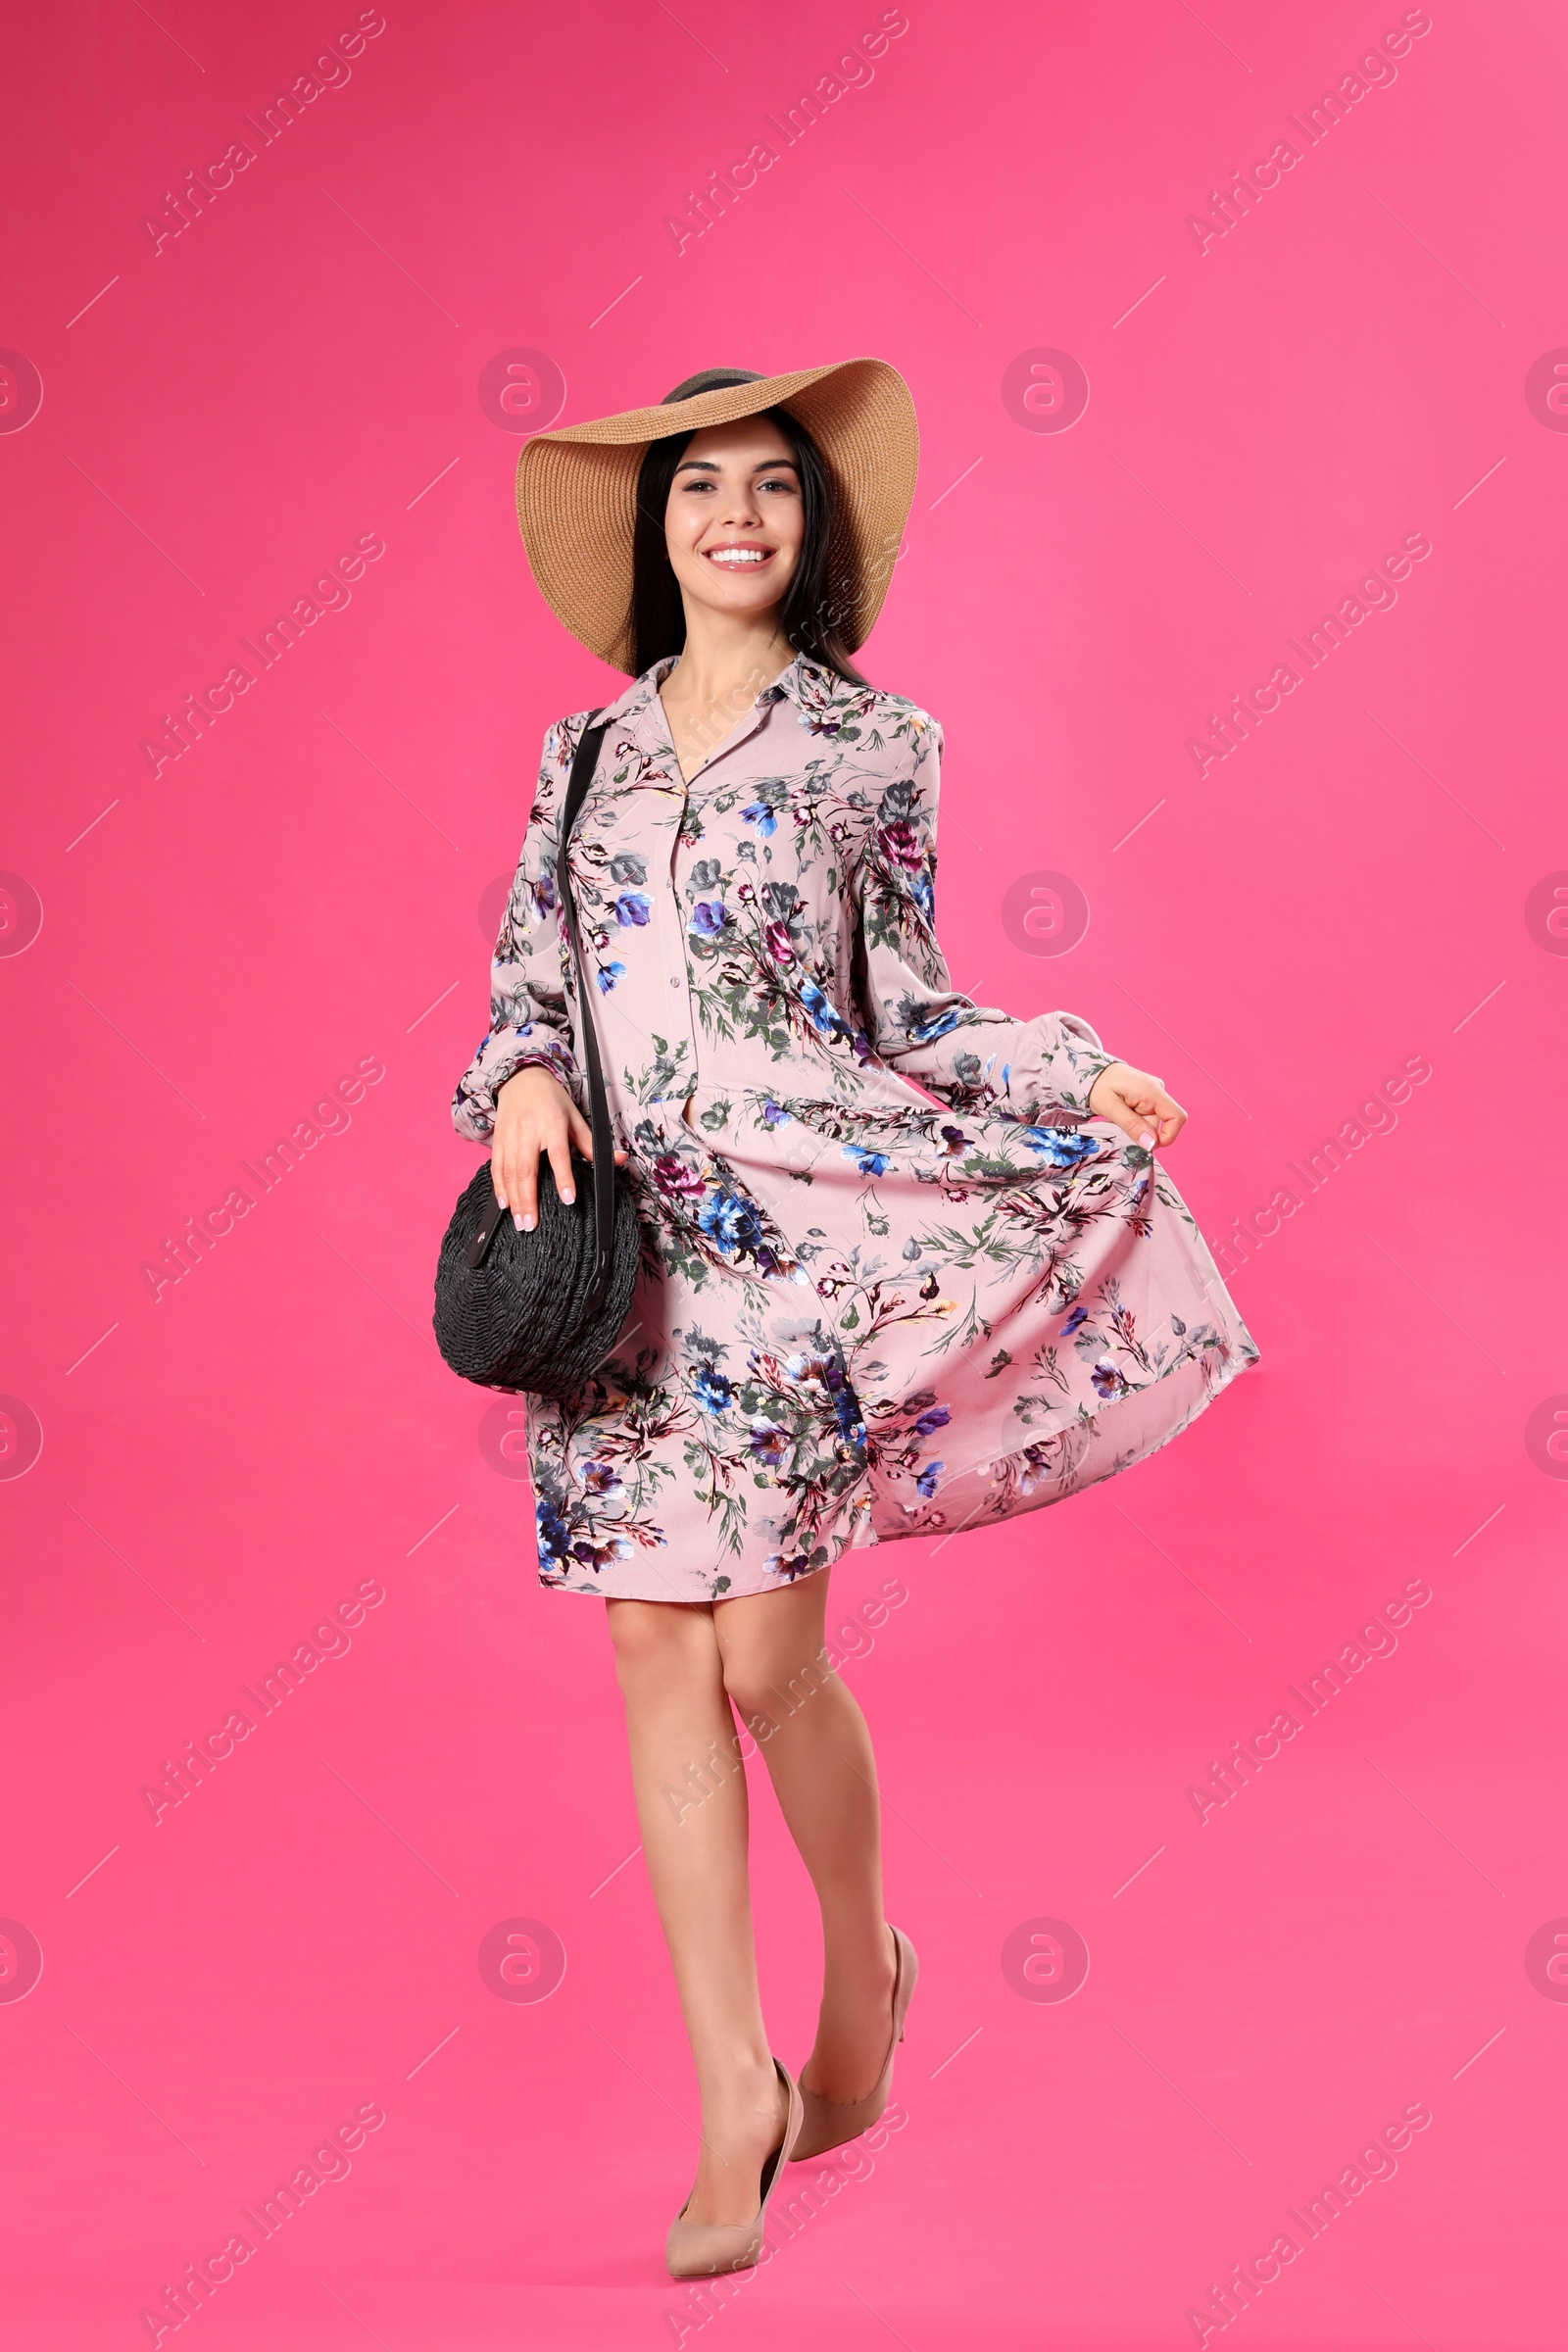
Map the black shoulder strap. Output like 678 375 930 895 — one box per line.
554 713 618 1311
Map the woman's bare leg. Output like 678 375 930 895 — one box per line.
712 1572 899 2103
604 1596 786 2226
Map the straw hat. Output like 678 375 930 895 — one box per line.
514 359 918 673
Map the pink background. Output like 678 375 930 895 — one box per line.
3 0 1565 2343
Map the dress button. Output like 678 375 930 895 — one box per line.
669 975 680 990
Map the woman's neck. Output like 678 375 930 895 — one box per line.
658 607 796 780
658 607 799 714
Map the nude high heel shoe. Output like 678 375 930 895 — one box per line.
791 1924 918 2163
665 2058 804 2280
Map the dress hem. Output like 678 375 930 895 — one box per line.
533 1331 1259 1601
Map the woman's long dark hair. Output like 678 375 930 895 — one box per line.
628 375 869 686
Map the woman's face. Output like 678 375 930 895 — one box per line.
662 416 805 628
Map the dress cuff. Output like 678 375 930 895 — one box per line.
1004 1012 1118 1124
453 1040 578 1142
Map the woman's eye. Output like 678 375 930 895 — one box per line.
759 476 797 494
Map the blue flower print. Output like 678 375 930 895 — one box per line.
845 1145 890 1176
699 1187 766 1263
800 978 856 1047
595 959 626 994
800 978 837 1034
691 900 729 938
1060 1304 1090 1336
905 1000 960 1045
536 1496 571 1569
784 1346 867 1457
750 1419 789 1471
1022 1125 1101 1170
613 892 651 928
915 1459 945 1498
832 1376 867 1451
694 1365 734 1415
741 798 777 837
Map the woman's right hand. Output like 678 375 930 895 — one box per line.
492 1065 627 1230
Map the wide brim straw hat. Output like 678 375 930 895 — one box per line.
514 359 918 674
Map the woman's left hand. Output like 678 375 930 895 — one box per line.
1087 1060 1187 1149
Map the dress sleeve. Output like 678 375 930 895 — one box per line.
451 716 584 1145
851 712 1119 1125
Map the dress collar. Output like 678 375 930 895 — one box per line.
591 648 853 736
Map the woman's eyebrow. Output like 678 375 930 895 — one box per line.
673 456 801 475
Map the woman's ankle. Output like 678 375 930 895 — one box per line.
697 2050 781 2122
698 2073 787 2167
820 1918 897 1993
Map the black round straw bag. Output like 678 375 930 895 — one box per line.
433 716 640 1398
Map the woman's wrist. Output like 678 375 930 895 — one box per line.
1086 1060 1128 1115
498 1057 567 1102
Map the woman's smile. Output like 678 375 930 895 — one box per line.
702 541 775 570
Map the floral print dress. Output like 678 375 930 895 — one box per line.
452 654 1258 1601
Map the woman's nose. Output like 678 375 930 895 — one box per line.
720 480 762 526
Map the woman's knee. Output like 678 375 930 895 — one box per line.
605 1598 717 1699
718 1632 836 1732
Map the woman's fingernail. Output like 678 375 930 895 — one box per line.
1138 1130 1155 1146
561 1189 574 1204
520 1214 535 1231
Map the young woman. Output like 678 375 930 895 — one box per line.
452 362 1258 2278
